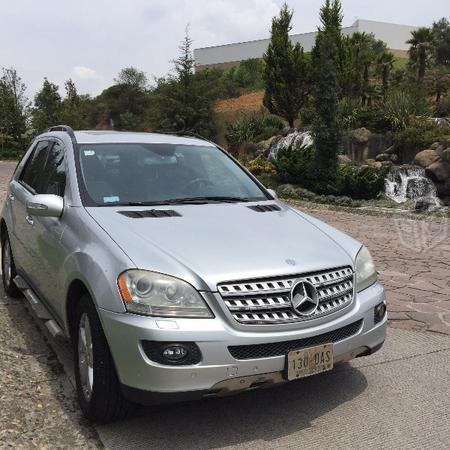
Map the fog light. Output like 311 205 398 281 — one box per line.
374 302 387 324
162 345 189 361
141 341 202 365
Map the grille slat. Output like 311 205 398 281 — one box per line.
228 319 363 359
218 267 354 325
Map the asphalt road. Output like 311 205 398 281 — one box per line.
95 328 450 450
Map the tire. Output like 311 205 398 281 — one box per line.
73 294 132 423
1 232 21 297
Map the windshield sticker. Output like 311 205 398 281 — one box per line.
84 150 95 156
103 196 120 203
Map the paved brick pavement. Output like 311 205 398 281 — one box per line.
290 201 450 335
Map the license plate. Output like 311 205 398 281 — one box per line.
287 344 334 380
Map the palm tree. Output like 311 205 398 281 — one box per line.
407 27 433 83
376 51 395 93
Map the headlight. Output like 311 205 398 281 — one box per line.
355 246 378 292
118 270 214 318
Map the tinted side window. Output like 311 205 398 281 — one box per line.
20 141 51 193
40 142 66 196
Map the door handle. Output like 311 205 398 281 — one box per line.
8 193 15 201
25 215 34 225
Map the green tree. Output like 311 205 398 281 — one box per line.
407 27 433 83
60 79 90 129
151 30 216 138
114 66 148 90
96 67 150 130
431 18 450 66
0 67 29 140
376 50 395 93
263 3 310 127
32 78 62 132
310 0 343 183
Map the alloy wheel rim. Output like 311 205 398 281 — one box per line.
78 313 94 401
2 240 12 289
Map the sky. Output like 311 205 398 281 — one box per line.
0 0 448 100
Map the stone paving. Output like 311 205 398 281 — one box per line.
289 200 450 335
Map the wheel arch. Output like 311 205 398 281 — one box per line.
66 279 94 341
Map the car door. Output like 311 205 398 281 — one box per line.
25 139 68 312
10 140 51 277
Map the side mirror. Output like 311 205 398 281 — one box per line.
26 194 64 218
267 188 278 199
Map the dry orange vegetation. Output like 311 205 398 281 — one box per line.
215 90 264 113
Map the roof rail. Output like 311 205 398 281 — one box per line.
44 125 78 146
154 129 215 145
45 124 74 134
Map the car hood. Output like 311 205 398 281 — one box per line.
86 202 361 291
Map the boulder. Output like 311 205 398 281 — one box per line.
425 160 450 182
256 136 276 158
442 148 450 164
352 127 371 144
413 149 441 168
338 154 352 165
430 142 440 150
235 142 258 160
375 153 391 162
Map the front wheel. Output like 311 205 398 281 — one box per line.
73 294 132 423
1 233 21 297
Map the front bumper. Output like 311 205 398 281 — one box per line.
99 282 387 404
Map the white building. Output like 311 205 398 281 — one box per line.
194 19 418 70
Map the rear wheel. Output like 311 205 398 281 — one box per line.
73 294 132 423
1 233 21 297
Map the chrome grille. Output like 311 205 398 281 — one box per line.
217 267 354 325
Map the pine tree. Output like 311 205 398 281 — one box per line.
32 78 62 132
310 0 343 184
263 3 310 127
152 29 216 138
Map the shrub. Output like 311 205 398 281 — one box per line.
435 96 450 118
275 143 315 185
382 89 429 130
393 119 450 163
338 97 391 132
246 159 277 177
225 114 284 148
337 165 387 199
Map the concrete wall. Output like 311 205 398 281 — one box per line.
194 19 417 69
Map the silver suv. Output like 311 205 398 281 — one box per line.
1 126 387 423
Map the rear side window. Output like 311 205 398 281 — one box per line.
20 141 51 193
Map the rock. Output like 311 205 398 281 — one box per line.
381 161 394 168
338 154 352 165
413 149 441 168
414 197 439 212
442 148 450 164
430 142 440 150
375 153 391 162
385 145 396 154
352 127 371 144
256 136 276 158
425 160 450 182
280 127 296 137
369 161 383 170
235 142 258 160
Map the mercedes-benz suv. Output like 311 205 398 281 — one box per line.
1 126 387 423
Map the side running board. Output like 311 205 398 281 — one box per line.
14 275 65 339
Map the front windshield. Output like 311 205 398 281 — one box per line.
78 143 268 206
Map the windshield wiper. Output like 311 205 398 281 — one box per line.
99 197 252 206
166 196 252 204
